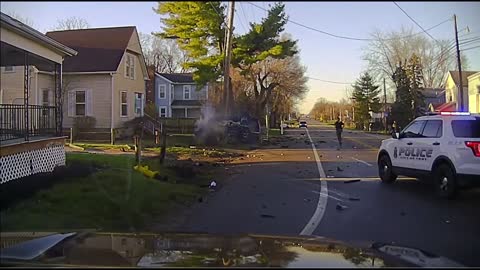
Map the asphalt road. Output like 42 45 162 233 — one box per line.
173 119 480 266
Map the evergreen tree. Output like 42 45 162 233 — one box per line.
406 54 426 117
391 62 413 129
154 2 226 87
352 72 381 129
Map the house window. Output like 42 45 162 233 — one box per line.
76 91 86 116
159 106 167 118
42 89 50 106
125 54 135 80
171 85 174 100
135 92 143 116
158 85 166 99
3 66 14 73
121 91 128 117
183 85 191 100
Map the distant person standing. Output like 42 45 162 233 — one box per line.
391 121 398 134
334 117 344 149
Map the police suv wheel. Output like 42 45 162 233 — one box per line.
378 154 397 183
433 164 457 199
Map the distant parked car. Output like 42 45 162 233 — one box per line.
299 121 307 128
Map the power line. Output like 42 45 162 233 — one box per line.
234 9 247 33
462 44 480 52
247 1 451 42
209 2 229 30
459 37 480 46
392 2 439 43
238 3 250 31
307 76 353 85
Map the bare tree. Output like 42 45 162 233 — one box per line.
5 11 35 27
53 16 90 31
139 32 192 73
229 55 308 125
363 27 469 94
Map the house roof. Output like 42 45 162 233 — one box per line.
433 102 456 112
468 72 480 80
171 100 203 107
448 71 479 87
0 12 77 58
157 73 194 83
45 27 135 72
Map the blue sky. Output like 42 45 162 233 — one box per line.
2 1 479 113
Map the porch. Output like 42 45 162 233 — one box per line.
171 100 203 118
1 12 77 184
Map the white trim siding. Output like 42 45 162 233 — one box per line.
159 106 167 118
158 84 166 99
183 85 191 100
120 91 128 117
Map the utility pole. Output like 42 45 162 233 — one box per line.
454 14 464 112
383 78 387 132
224 1 235 118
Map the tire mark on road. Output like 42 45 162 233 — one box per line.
300 127 328 236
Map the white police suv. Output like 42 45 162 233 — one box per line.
377 112 480 198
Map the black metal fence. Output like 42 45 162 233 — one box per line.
0 104 56 142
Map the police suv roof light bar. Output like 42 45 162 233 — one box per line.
440 112 471 116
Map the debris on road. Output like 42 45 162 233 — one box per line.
337 166 344 172
260 214 276 218
304 198 312 202
344 179 361 183
318 140 327 143
349 197 360 201
336 204 348 211
209 180 217 189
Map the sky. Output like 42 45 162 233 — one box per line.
1 1 479 114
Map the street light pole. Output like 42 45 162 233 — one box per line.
224 1 235 119
454 14 464 112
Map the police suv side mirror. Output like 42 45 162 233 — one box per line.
392 132 400 139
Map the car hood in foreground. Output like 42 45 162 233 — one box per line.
0 232 463 267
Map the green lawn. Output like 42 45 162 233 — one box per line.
0 153 210 232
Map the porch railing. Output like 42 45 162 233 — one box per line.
0 104 56 142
